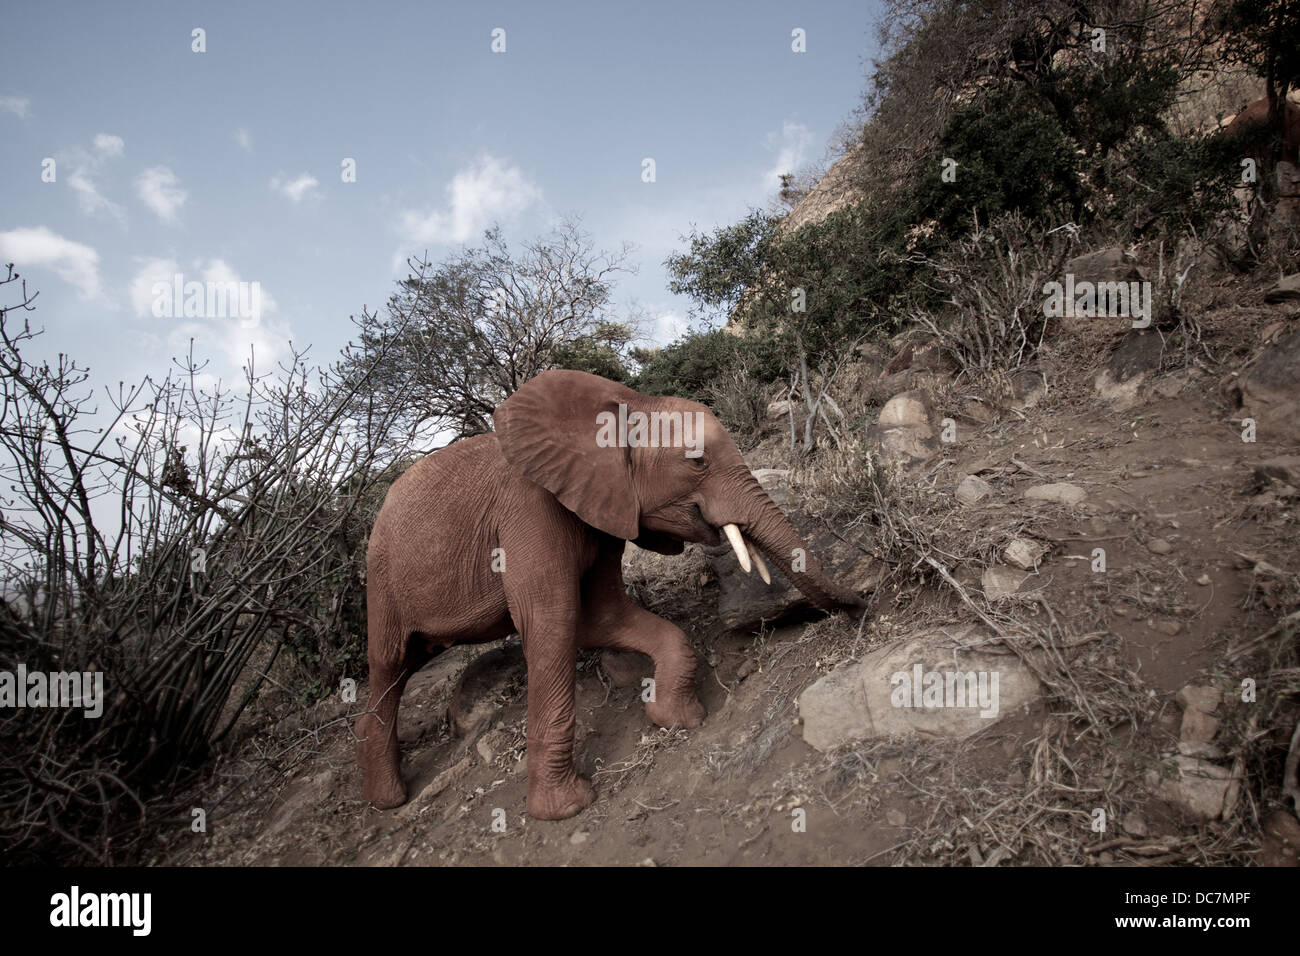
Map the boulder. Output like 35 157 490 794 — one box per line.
1023 482 1088 507
1175 685 1221 714
1010 369 1047 410
867 390 938 467
1255 456 1300 488
1264 273 1300 304
1240 328 1300 444
1147 755 1233 820
1003 537 1047 571
708 469 884 631
981 567 1027 600
955 475 992 506
449 644 526 738
1065 246 1145 286
797 625 1042 751
1095 331 1163 410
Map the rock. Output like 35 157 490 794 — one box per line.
1177 740 1224 759
1121 812 1149 838
1264 273 1300 304
1239 328 1300 444
1149 755 1233 820
1152 377 1183 399
1003 537 1047 571
569 830 589 845
982 567 1027 600
1146 538 1173 555
401 755 473 814
955 475 992 505
1023 483 1087 507
600 650 653 689
797 625 1042 751
1155 620 1182 636
880 341 916 376
1010 369 1047 409
450 644 526 738
1196 574 1211 586
708 470 884 631
1256 456 1300 488
1095 331 1163 410
961 398 993 423
1065 246 1145 286
867 390 938 468
1180 708 1220 744
476 729 510 764
1176 685 1221 714
1260 811 1300 867
885 809 907 827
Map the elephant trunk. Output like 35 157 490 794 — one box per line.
727 472 865 612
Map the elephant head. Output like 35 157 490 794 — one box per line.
494 369 864 612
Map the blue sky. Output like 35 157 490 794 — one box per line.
1 0 881 391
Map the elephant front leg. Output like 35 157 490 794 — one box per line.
597 607 706 730
519 629 596 820
579 561 705 729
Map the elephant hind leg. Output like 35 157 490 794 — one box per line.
357 609 430 810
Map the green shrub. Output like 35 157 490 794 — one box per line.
912 91 1082 231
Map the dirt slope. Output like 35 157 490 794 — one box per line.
147 271 1300 868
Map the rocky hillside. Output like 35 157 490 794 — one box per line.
147 246 1300 867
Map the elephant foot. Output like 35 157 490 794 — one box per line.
363 770 408 810
527 773 596 820
646 694 706 730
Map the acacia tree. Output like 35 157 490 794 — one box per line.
351 218 639 441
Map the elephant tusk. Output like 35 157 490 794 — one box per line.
747 540 771 585
722 523 752 573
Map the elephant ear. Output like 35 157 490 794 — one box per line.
494 370 641 540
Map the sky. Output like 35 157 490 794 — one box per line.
1 0 883 394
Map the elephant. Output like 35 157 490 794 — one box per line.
1223 94 1300 165
355 369 865 820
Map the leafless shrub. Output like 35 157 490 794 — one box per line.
902 216 1076 373
0 262 427 863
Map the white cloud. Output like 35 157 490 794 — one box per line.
234 128 253 152
130 257 278 318
60 134 126 220
399 155 542 245
0 227 102 299
655 311 689 344
128 256 181 317
93 133 124 157
763 121 814 192
133 257 288 370
136 166 187 222
0 95 30 118
270 172 320 204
